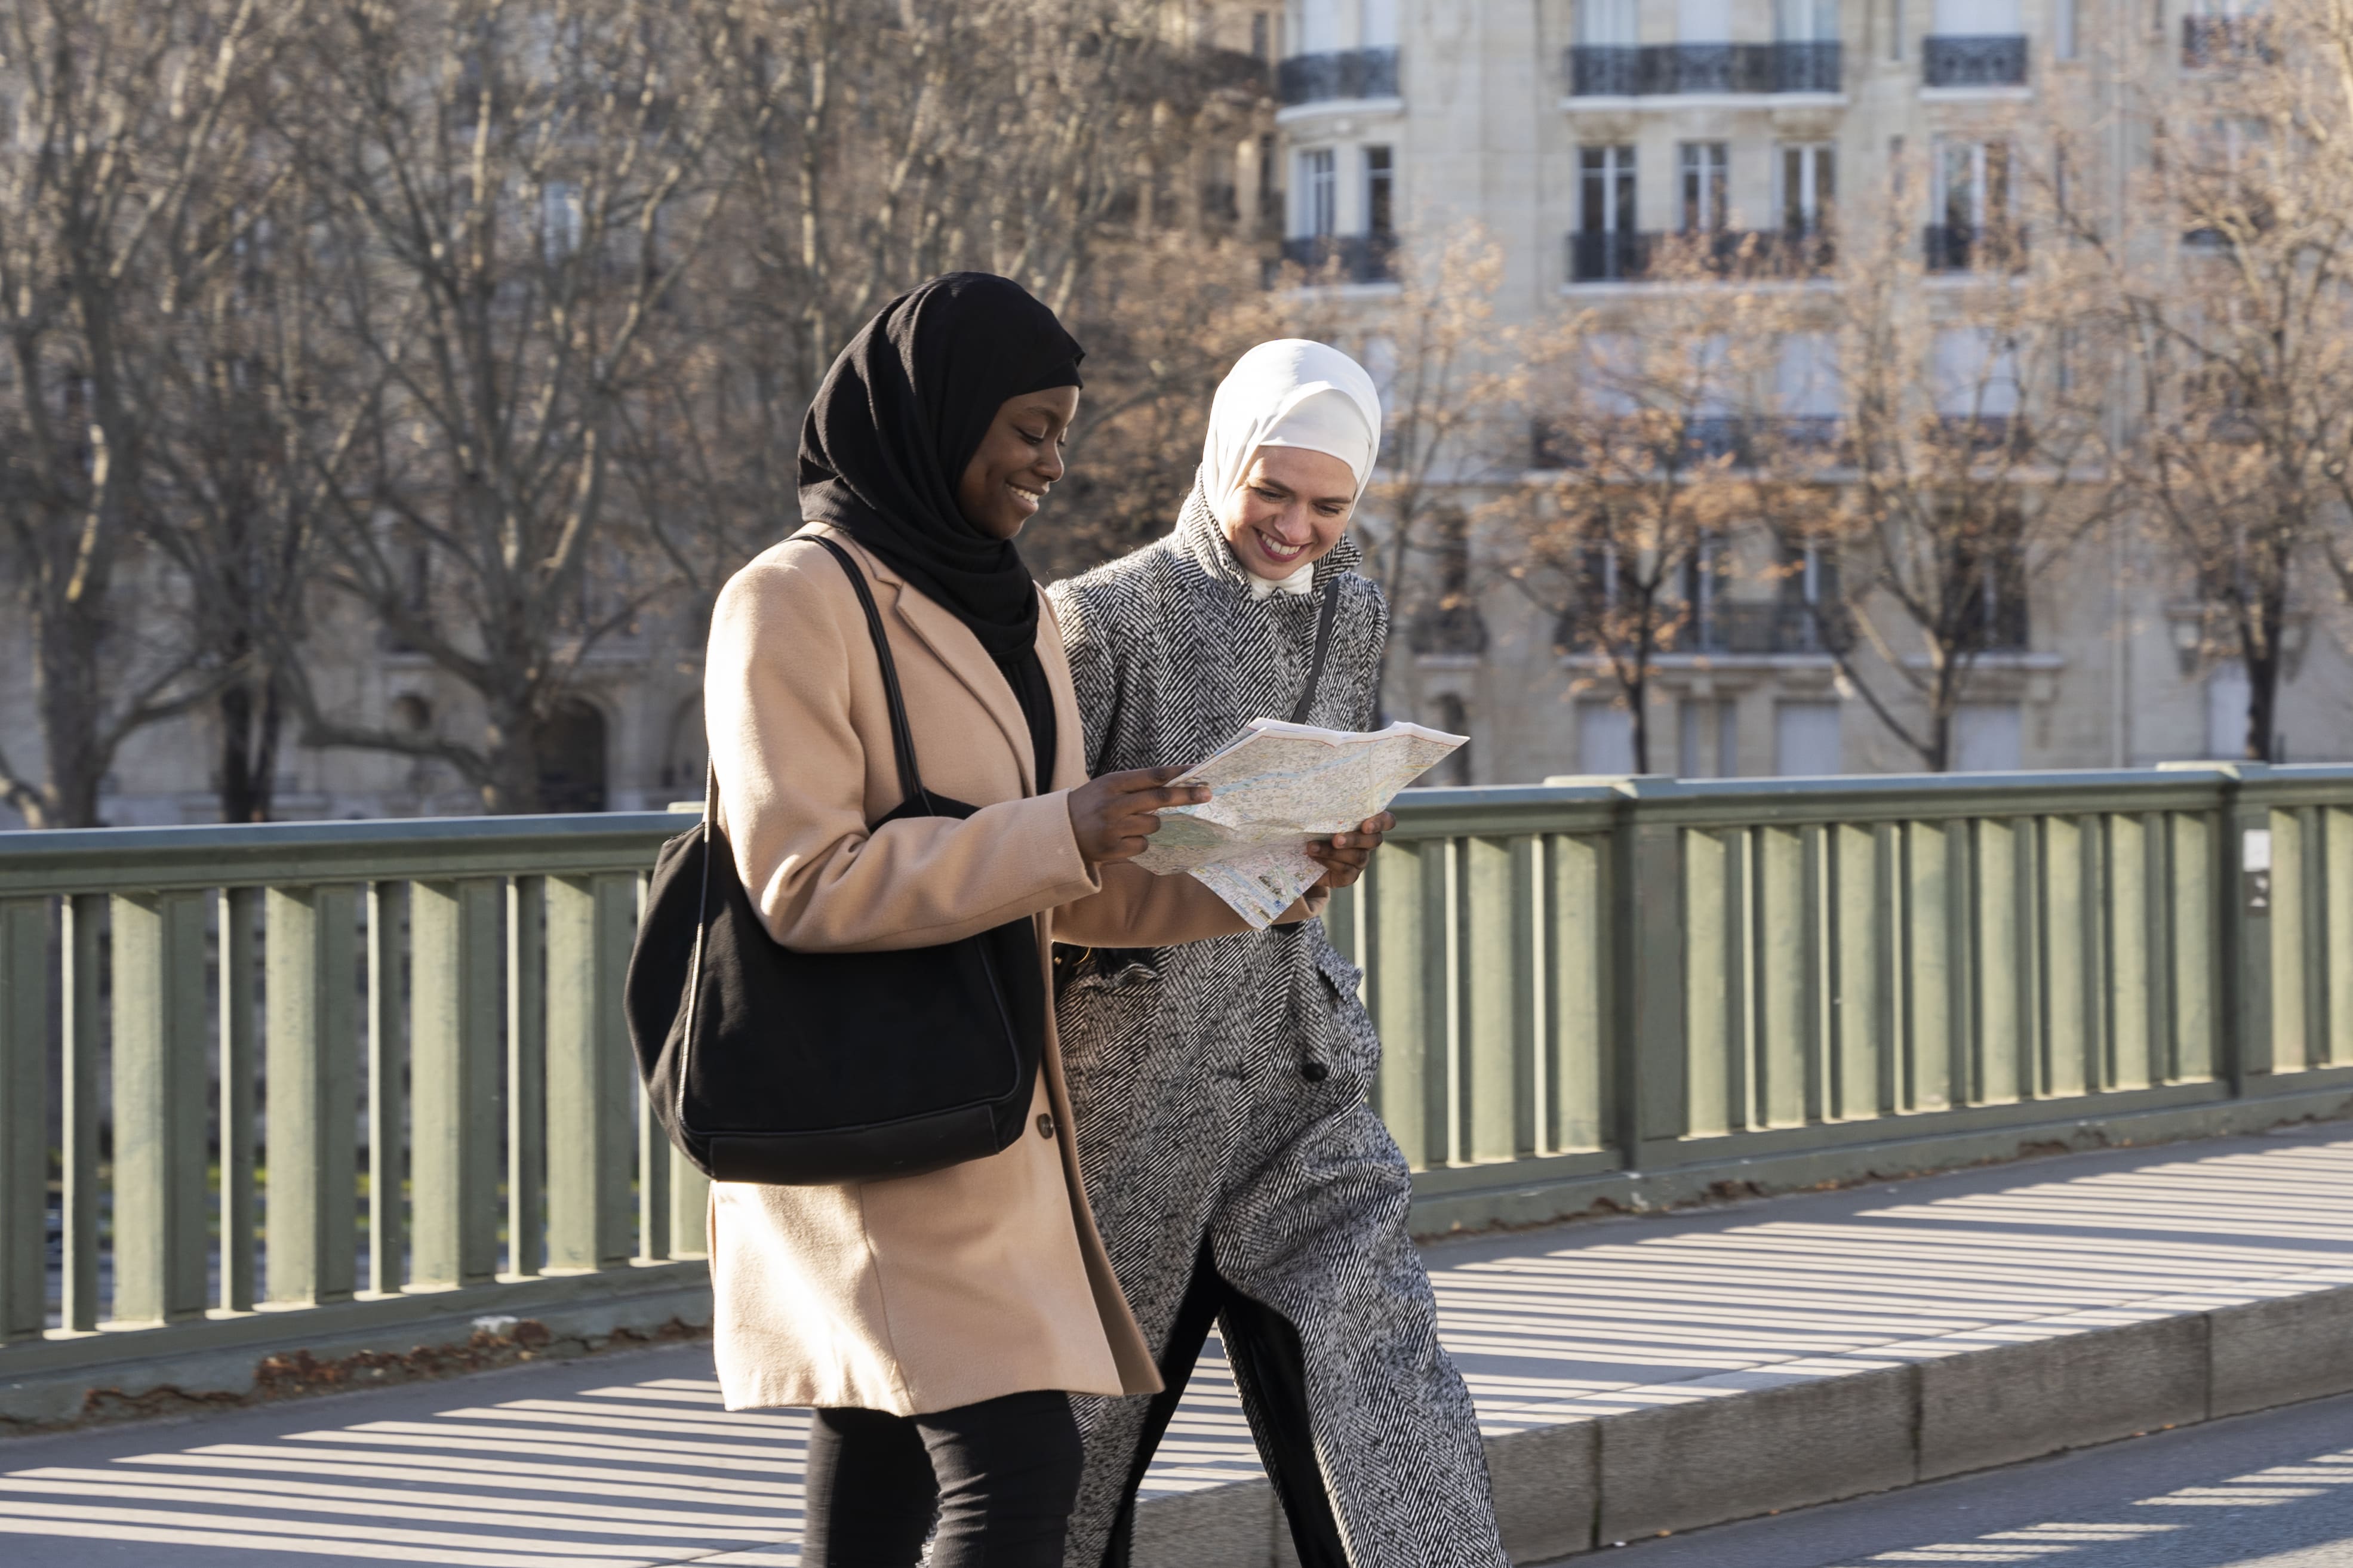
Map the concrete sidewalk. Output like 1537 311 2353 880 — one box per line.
2 1123 2351 1567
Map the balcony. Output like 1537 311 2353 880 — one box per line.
1279 232 1398 284
1277 46 1399 106
1531 414 1850 470
1676 599 1857 655
1564 40 1843 98
1923 35 2029 88
1567 227 1836 285
2183 14 2275 67
1924 223 2027 273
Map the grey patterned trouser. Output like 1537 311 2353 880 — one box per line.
1060 956 1509 1568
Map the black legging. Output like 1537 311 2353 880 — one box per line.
1102 1240 1346 1567
801 1389 1084 1568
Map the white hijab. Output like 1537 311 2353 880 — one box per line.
1199 339 1385 514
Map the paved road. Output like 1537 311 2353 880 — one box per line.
1 1123 2349 1564
1562 1388 2353 1568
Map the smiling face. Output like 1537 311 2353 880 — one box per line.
955 384 1081 540
1216 445 1358 580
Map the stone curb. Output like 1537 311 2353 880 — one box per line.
1130 1277 2353 1565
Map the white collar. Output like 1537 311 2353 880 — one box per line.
1247 560 1317 599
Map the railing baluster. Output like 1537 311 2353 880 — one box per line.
2296 806 2329 1074
546 873 635 1273
1976 818 2020 1106
2327 807 2353 1066
410 879 503 1289
2109 814 2154 1088
1826 824 1880 1122
507 875 547 1278
266 884 358 1305
1461 836 1520 1164
219 886 260 1313
1549 833 1604 1153
1755 824 1805 1128
1905 821 1954 1111
1683 827 1733 1138
62 894 101 1330
109 891 210 1326
670 1147 711 1260
0 897 47 1343
367 880 408 1295
1368 839 1431 1169
2042 818 2088 1098
2171 812 2218 1083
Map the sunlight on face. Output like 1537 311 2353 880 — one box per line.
1216 445 1357 581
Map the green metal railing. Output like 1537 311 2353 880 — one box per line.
1 765 2349 1400
1326 763 2353 1224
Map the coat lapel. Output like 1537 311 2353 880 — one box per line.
820 526 1040 795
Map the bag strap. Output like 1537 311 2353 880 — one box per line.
807 533 934 816
1287 580 1344 726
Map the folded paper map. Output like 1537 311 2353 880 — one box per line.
1134 719 1468 928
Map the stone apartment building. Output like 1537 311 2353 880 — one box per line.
1263 0 2352 783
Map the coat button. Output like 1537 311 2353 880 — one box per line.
1299 1061 1330 1083
1036 1112 1056 1139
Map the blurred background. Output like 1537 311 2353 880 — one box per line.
2 0 2349 829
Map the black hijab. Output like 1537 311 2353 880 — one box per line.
798 273 1083 792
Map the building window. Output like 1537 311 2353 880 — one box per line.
1681 141 1729 232
1578 700 1637 774
1572 144 1639 281
1774 701 1843 775
1678 0 1733 41
1930 137 2014 267
1366 145 1394 237
1780 143 1835 233
1363 0 1398 49
1954 704 2023 771
1777 0 1838 41
1680 699 1740 778
1252 11 1271 60
1299 147 1336 237
1579 0 1638 45
2055 0 2078 58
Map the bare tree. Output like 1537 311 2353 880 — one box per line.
1752 162 2107 772
1503 241 1779 775
0 0 299 825
2078 0 2353 760
278 0 746 812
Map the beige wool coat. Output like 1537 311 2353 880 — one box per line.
702 525 1290 1417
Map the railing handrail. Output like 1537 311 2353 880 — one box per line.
0 811 689 897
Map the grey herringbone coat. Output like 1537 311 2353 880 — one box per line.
1048 494 1507 1567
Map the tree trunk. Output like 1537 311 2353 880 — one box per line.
1629 680 1651 775
479 693 544 815
32 599 109 829
217 664 284 824
2245 648 2281 762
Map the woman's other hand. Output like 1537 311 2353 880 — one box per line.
1069 766 1210 867
1305 812 1395 892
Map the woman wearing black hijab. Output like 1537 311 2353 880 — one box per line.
700 274 1380 1566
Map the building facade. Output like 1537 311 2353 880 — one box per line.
1267 0 2353 783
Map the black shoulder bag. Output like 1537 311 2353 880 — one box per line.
625 535 1047 1185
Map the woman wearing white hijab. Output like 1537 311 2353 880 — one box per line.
1048 343 1509 1567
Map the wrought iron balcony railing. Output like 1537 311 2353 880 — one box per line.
1564 41 1843 97
1531 414 1851 470
1277 46 1400 106
1924 222 2028 273
1567 227 1836 285
1922 34 2028 87
2183 14 2276 67
1280 232 1398 284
